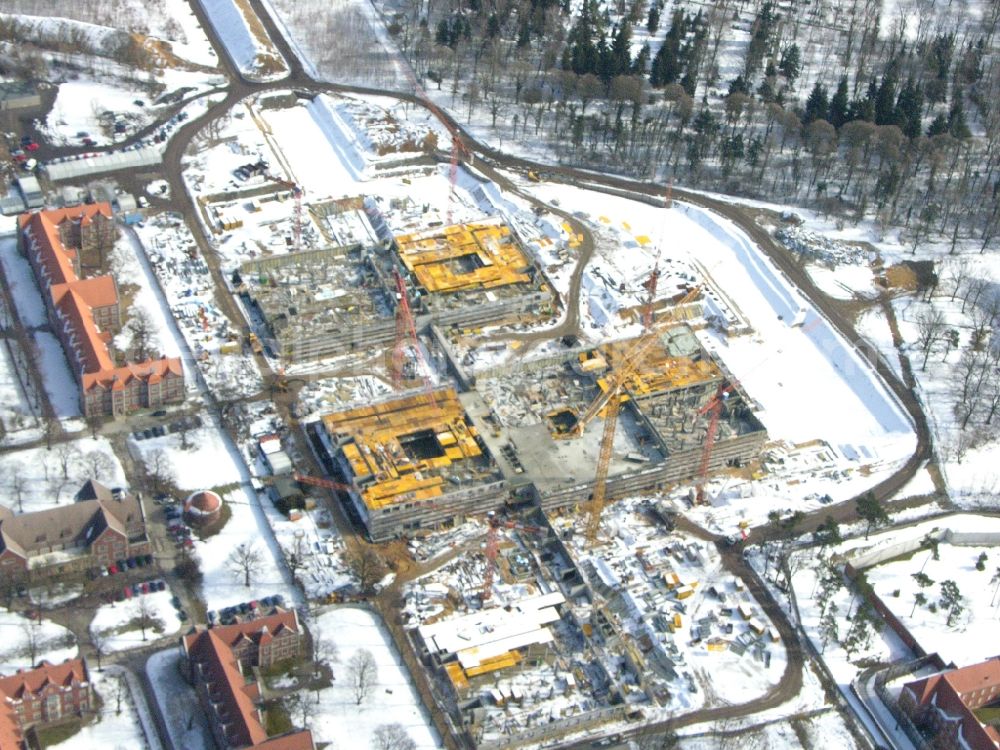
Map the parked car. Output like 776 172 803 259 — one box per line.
152 409 167 417
126 557 137 569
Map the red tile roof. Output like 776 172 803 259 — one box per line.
0 658 90 700
20 205 182 396
903 657 1000 750
183 611 312 750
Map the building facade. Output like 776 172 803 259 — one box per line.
0 480 149 577
0 659 94 749
181 611 312 750
899 657 1000 750
17 204 184 418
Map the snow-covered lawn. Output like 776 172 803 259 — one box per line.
31 330 81 420
0 335 40 439
0 609 77 670
41 81 154 147
0 236 48 328
145 649 214 750
0 437 126 514
790 515 1000 683
49 667 157 750
90 590 182 652
863 532 1000 666
111 234 185 360
193 485 300 611
129 421 242 492
309 607 439 749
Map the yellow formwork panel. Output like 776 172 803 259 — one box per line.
322 389 485 511
446 662 470 690
464 650 522 677
395 222 532 294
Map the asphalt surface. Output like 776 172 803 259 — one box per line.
16 1 942 747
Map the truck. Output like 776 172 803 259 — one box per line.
247 332 263 354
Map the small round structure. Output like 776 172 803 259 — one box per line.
184 490 223 526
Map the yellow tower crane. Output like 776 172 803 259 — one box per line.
576 286 702 545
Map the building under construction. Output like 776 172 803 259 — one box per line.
313 388 506 540
311 324 766 541
236 214 556 363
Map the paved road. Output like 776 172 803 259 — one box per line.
40 0 937 747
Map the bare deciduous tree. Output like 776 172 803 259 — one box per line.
10 465 27 512
348 648 378 705
132 596 158 642
82 450 115 481
55 443 80 480
229 542 262 588
915 308 946 371
371 723 417 750
347 547 387 594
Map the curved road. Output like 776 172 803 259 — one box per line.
98 1 937 748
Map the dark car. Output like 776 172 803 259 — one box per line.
152 425 166 437
153 409 168 417
178 610 188 622
170 595 182 609
126 557 137 569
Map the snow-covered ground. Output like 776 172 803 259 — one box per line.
129 421 242 491
199 0 288 81
309 607 439 749
132 215 262 401
49 667 159 750
90 590 183 652
0 609 77 670
0 437 126 514
145 649 214 750
41 81 157 147
0 236 48 328
783 513 1000 734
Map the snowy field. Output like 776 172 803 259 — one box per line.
0 336 40 440
193 484 300 610
788 515 1000 691
309 607 439 749
128 421 242 492
50 667 158 750
42 81 157 147
0 437 126 514
0 609 77 670
90 590 183 653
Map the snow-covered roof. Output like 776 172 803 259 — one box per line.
418 592 565 667
44 147 162 182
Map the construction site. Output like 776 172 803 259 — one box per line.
401 494 786 748
307 298 766 541
232 208 556 363
311 388 507 541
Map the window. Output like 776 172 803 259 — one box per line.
45 693 60 720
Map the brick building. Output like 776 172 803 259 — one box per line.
17 204 184 418
182 611 313 750
899 656 1000 750
0 659 94 749
0 480 149 577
